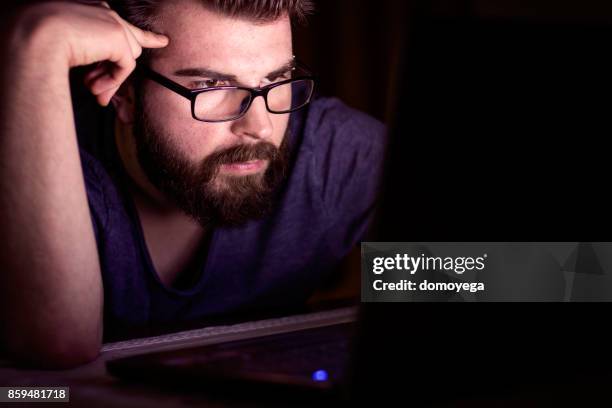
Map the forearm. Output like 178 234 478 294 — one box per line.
0 18 102 367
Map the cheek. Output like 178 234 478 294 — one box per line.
143 88 224 161
271 114 290 147
145 84 193 124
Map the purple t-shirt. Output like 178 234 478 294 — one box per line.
79 96 386 341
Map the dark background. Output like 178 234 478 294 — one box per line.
375 0 612 242
294 0 612 124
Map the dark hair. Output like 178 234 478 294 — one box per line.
110 0 314 31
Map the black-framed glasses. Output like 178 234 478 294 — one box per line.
137 60 316 123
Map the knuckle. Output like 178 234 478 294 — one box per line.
126 57 137 71
110 22 127 41
134 46 143 58
106 9 120 20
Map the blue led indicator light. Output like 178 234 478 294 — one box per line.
312 369 329 382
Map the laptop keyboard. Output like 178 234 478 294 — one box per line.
160 322 356 382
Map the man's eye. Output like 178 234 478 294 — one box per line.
274 73 292 82
192 79 228 88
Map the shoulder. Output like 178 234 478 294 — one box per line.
303 96 386 152
300 97 387 217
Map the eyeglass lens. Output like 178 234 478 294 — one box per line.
193 79 314 121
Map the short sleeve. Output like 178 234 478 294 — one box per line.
312 98 387 259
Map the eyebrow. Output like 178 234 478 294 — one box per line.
173 58 297 83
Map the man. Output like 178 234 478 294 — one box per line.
0 0 385 368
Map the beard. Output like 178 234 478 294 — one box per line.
131 103 291 228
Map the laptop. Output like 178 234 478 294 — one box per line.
106 316 358 400
106 11 612 405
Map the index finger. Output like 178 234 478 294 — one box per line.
122 20 169 49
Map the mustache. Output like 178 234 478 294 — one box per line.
200 142 281 179
210 142 279 164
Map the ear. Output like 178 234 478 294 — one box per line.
111 79 136 124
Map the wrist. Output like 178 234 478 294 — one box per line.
5 6 71 74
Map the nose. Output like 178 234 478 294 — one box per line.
230 95 273 142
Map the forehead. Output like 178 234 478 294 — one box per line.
151 0 293 77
